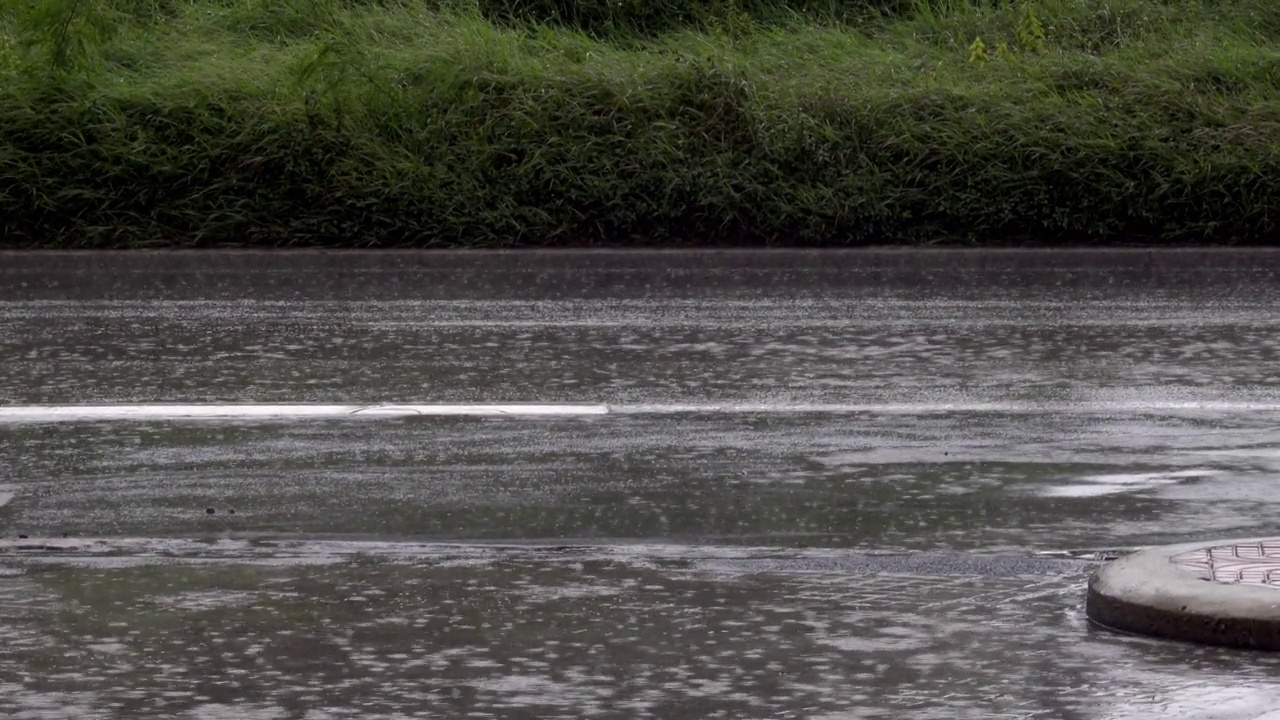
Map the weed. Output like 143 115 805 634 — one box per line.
1 0 1278 246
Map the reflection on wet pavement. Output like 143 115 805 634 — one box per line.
4 411 1279 551
6 298 1280 406
4 250 1280 718
1 548 1278 719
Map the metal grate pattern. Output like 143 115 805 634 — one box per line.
1170 540 1280 588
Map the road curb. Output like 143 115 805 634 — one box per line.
1086 537 1280 650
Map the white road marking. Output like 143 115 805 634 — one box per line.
611 402 1280 414
0 404 609 422
0 400 1277 423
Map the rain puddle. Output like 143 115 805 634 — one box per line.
0 543 1277 719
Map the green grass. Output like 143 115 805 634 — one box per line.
1 0 1278 246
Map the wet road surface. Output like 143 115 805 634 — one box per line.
2 249 1280 718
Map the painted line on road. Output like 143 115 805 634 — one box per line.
610 401 1280 414
0 404 610 422
1 400 1280 423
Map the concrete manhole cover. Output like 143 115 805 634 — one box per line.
1087 536 1280 650
1170 540 1280 588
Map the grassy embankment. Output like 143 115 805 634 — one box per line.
0 0 1278 247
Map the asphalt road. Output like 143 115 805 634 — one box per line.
2 249 1280 719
